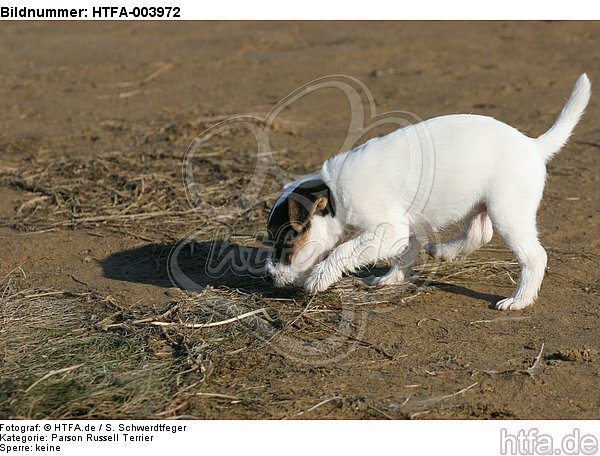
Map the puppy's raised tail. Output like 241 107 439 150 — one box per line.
536 73 591 162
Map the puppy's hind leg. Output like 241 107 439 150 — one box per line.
367 236 421 286
425 207 493 261
488 198 547 310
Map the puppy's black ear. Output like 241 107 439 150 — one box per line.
288 196 328 232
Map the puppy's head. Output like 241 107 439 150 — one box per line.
265 178 336 287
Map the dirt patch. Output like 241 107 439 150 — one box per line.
547 349 598 363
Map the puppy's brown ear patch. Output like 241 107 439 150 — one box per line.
288 196 328 232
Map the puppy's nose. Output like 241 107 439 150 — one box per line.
263 261 275 280
265 257 276 274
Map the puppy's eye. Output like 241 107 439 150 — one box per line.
283 231 297 243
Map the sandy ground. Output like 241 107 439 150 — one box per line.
0 22 599 419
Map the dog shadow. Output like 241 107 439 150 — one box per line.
101 240 505 306
99 239 303 299
359 266 505 307
421 281 505 308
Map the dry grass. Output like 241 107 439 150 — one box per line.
0 279 185 418
0 250 523 419
5 152 191 236
0 114 278 242
3 122 588 419
0 136 529 418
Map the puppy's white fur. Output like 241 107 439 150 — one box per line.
268 74 591 310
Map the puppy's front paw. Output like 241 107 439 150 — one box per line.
363 272 406 287
496 297 531 311
304 263 333 294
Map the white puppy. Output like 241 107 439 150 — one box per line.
266 74 591 310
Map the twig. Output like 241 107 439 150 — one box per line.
86 231 106 238
417 317 440 327
354 300 391 306
143 63 174 83
16 196 49 215
126 303 182 326
117 89 141 99
429 381 479 401
25 364 84 393
367 404 394 420
195 392 242 401
51 209 196 226
130 308 273 329
404 382 479 407
470 316 531 325
409 410 431 419
481 343 544 379
0 267 27 285
22 291 66 299
297 396 342 416
282 295 315 331
0 228 57 236
506 271 517 284
69 274 89 286
103 63 174 89
155 401 189 417
527 343 545 378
